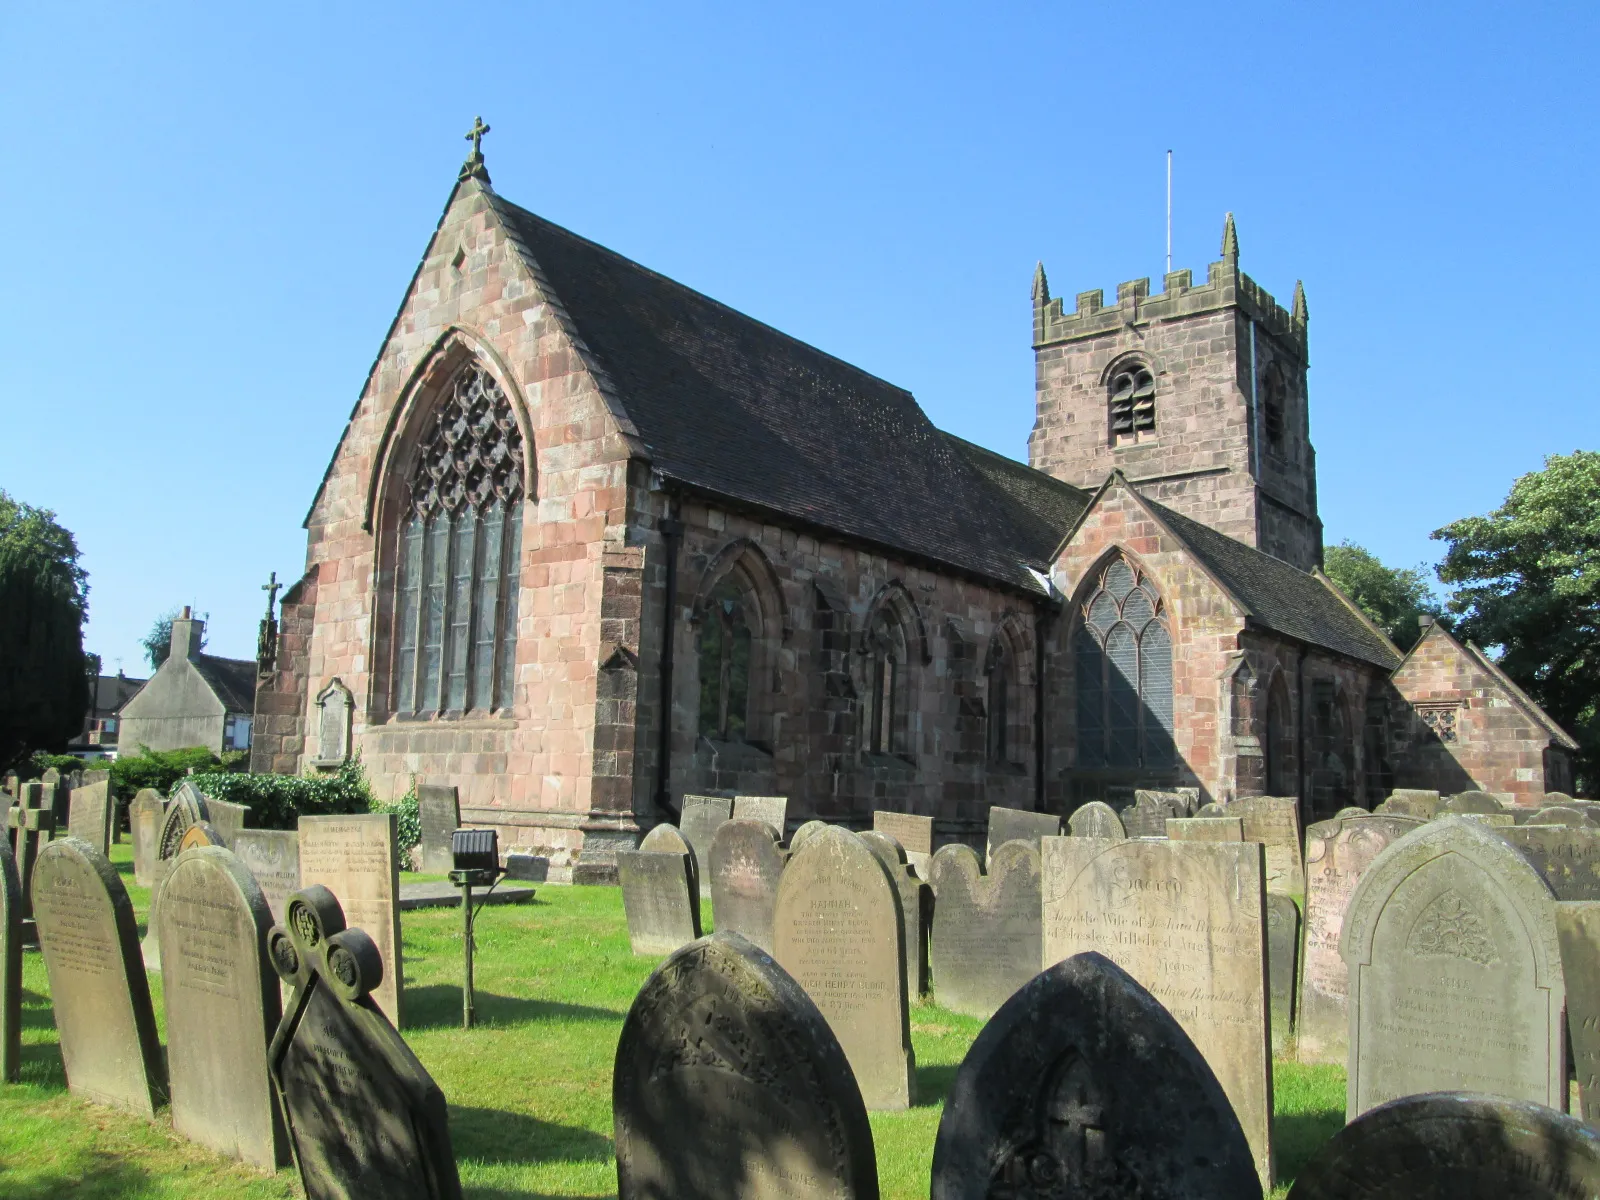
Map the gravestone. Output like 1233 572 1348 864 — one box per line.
774 825 915 1110
1504 824 1600 900
1042 835 1274 1186
415 785 460 875
732 794 787 838
158 846 287 1168
66 776 113 855
1444 790 1503 814
181 821 226 852
1067 800 1125 840
314 680 354 766
708 818 785 954
129 790 164 888
1285 1091 1600 1200
616 849 700 956
32 837 165 1115
1453 811 1514 828
0 842 19 1082
206 797 250 846
1119 792 1177 838
8 781 54 918
1227 795 1306 896
232 829 302 925
1378 789 1440 818
1266 894 1299 1056
872 810 933 855
41 768 66 828
679 795 732 900
1528 805 1594 828
930 951 1261 1200
789 820 829 852
859 830 930 998
1556 901 1600 1123
986 805 1061 866
1296 813 1424 1066
267 886 462 1200
926 841 1042 1019
1167 816 1244 842
1196 802 1229 817
1335 806 1371 819
613 932 879 1200
1342 817 1566 1118
1138 788 1196 817
299 814 403 1027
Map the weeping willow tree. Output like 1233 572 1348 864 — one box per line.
0 491 90 770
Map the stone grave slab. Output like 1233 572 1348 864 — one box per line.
708 818 784 954
1226 795 1306 896
1167 816 1244 842
985 805 1061 866
614 932 878 1200
679 795 732 900
0 841 19 1082
32 837 165 1115
926 841 1041 1019
1377 789 1440 818
206 797 250 845
1342 816 1566 1119
66 776 113 855
872 810 933 856
1067 800 1125 839
1042 835 1274 1186
617 849 700 956
774 825 914 1110
267 886 462 1200
298 814 403 1027
860 830 931 998
415 785 460 875
1138 787 1197 817
1556 901 1600 1123
732 794 788 838
1295 814 1424 1066
145 783 210 968
158 846 287 1169
1453 811 1514 827
1266 893 1299 1057
1505 824 1600 901
129 790 164 888
397 881 537 910
930 950 1261 1200
231 829 302 925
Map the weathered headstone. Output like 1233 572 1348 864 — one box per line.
1528 805 1595 828
732 794 788 839
1556 901 1600 1123
860 830 930 998
774 825 915 1110
232 829 302 925
206 796 250 845
158 846 287 1169
1196 801 1229 817
1296 813 1424 1066
1266 893 1299 1057
32 837 165 1115
415 785 460 875
1227 795 1306 896
986 805 1061 866
926 841 1042 1019
1443 790 1503 814
617 849 701 956
1067 800 1126 839
129 789 164 888
1335 806 1371 819
180 821 226 852
1377 789 1440 818
1138 787 1196 817
1119 791 1176 838
1285 1091 1600 1200
1042 835 1274 1186
1504 823 1600 901
41 768 66 828
0 841 20 1082
299 814 404 1027
8 781 54 918
789 820 829 852
66 776 113 855
708 818 784 954
1167 816 1244 842
930 951 1262 1200
1453 811 1514 828
872 810 933 855
1343 817 1566 1118
679 795 732 900
267 886 462 1200
613 932 879 1200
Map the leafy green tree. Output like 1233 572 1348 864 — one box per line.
1323 540 1440 651
1435 450 1600 793
0 492 90 770
141 608 206 670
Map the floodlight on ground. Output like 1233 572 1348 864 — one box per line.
447 828 505 1029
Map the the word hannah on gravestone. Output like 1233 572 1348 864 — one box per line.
930 951 1262 1200
860 831 930 999
926 841 1041 1019
416 785 461 875
267 886 462 1200
986 806 1060 866
231 828 302 925
617 833 700 957
158 846 287 1169
32 837 166 1116
1266 893 1299 1057
1555 901 1600 1122
1066 800 1125 840
1342 817 1567 1119
1226 795 1306 896
129 789 164 888
708 818 785 954
732 794 788 838
1296 813 1423 1066
774 825 916 1110
66 775 113 856
298 813 404 1028
0 841 20 1083
1042 834 1274 1187
679 795 732 900
613 932 879 1200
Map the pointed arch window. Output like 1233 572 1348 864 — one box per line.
698 575 753 741
987 641 1011 765
865 610 908 755
1109 362 1156 445
393 363 524 715
1075 556 1174 768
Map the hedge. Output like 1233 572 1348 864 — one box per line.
188 759 422 859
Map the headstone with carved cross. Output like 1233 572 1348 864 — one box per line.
9 782 56 923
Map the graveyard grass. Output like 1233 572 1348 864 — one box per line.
0 844 1345 1199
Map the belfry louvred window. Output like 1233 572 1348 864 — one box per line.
393 363 524 715
1075 556 1174 768
1109 362 1156 444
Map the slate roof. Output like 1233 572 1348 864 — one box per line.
192 655 258 715
942 433 1092 566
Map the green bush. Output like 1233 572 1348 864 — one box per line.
370 778 422 861
25 751 90 779
110 746 225 802
189 758 375 832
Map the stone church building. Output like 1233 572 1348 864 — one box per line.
251 137 1576 877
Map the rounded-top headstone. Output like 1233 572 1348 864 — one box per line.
1442 791 1503 815
179 821 226 852
1335 806 1370 819
1196 802 1229 818
708 819 785 954
1530 805 1594 829
614 932 879 1200
789 820 829 852
159 787 210 862
641 822 698 894
1068 801 1126 840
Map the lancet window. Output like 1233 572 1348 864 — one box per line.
698 576 753 742
1075 556 1174 768
1109 361 1156 445
864 610 907 755
987 641 1012 765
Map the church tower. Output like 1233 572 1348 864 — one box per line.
1028 215 1321 572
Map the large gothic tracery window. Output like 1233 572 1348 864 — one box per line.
393 363 525 715
1075 556 1174 768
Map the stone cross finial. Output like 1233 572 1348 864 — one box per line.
465 116 490 157
262 571 281 615
459 116 492 183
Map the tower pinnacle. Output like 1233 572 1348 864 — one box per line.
1221 212 1239 264
1032 261 1050 307
1292 280 1308 325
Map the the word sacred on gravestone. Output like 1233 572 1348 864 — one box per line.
679 795 732 900
925 841 1041 1019
1342 817 1566 1119
231 829 302 925
66 776 113 855
130 789 164 888
1555 901 1600 1122
158 846 287 1169
416 785 461 875
930 951 1262 1200
708 818 785 955
268 886 463 1200
613 932 879 1200
0 842 21 1082
298 814 404 1027
1226 795 1306 895
617 846 700 957
774 826 915 1110
985 805 1060 866
1042 835 1274 1187
1066 800 1125 839
733 795 788 838
1296 813 1423 1065
32 837 166 1116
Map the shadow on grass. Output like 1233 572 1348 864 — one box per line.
449 1105 613 1167
20 989 55 1032
0 1154 154 1200
914 1062 960 1108
404 985 624 1030
1273 1107 1344 1190
465 1193 614 1200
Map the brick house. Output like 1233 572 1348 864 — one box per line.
252 142 1575 878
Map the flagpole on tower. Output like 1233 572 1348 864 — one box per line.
1166 150 1173 276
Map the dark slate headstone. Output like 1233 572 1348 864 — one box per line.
614 932 879 1200
926 842 1042 1019
267 886 462 1200
732 794 788 839
32 837 165 1116
708 819 784 954
617 849 701 956
679 795 732 900
0 841 20 1082
1555 901 1600 1123
930 951 1261 1200
415 785 460 875
66 777 113 855
158 846 287 1169
1443 791 1504 814
860 830 931 998
1285 1091 1600 1200
232 829 302 925
129 789 164 888
1266 893 1299 1057
1503 824 1600 900
986 805 1061 866
1067 801 1125 840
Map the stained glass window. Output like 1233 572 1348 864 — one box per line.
1076 557 1174 767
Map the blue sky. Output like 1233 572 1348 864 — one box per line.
2 2 1596 674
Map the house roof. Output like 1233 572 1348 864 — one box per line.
192 655 258 715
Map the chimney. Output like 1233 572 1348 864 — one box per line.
170 606 203 662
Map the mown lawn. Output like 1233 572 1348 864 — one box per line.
0 841 1343 1198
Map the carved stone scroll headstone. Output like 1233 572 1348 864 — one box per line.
732 795 788 839
1067 800 1125 840
1118 792 1176 838
708 819 784 954
926 841 1042 1019
298 814 403 1027
617 849 700 956
416 785 461 875
129 789 164 888
985 805 1060 866
66 776 113 856
0 841 20 1082
860 830 930 998
679 795 732 900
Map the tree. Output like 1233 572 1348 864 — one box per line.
0 492 90 770
1434 450 1600 793
1323 540 1440 652
141 608 205 669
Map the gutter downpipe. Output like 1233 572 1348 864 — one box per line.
656 502 684 819
1296 644 1308 826
1034 601 1050 811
